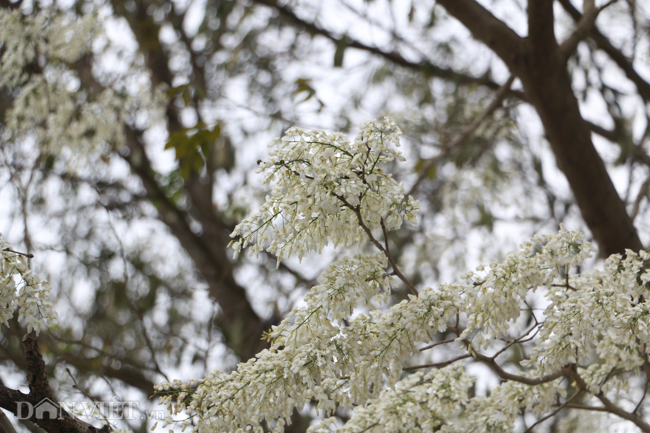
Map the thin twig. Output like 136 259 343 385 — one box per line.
403 354 471 371
356 422 379 433
419 337 456 352
380 217 391 257
634 365 650 414
631 174 650 221
2 248 34 258
492 322 542 359
334 193 418 296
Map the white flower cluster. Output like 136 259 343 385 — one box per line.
0 234 57 334
0 8 126 156
311 364 473 433
453 379 564 433
230 118 419 264
0 9 157 164
156 259 459 432
525 247 650 389
304 253 394 322
458 228 594 348
158 120 650 433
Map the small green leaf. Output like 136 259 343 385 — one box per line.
294 78 316 102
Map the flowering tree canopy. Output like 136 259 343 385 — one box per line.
3 1 650 433
156 120 650 433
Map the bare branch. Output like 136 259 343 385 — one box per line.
2 248 34 259
252 0 517 93
419 337 456 352
560 0 600 57
436 0 524 70
22 333 51 400
631 174 650 221
523 388 582 433
558 0 650 102
0 333 112 433
565 368 650 433
473 352 570 386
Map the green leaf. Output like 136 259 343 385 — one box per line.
164 123 222 179
294 78 316 102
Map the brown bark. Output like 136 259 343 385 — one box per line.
437 0 643 256
0 333 110 433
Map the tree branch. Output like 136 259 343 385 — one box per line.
472 351 570 386
560 0 598 57
527 0 559 58
331 193 418 296
436 0 524 71
253 0 519 93
122 129 266 360
565 367 650 433
523 388 582 433
22 333 51 400
558 0 650 102
408 75 515 196
0 333 111 433
85 0 269 362
403 354 471 371
439 0 642 256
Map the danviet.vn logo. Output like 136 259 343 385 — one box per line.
17 398 62 420
16 397 149 420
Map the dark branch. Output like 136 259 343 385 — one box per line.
558 0 650 102
0 333 111 433
436 0 524 71
22 333 51 400
559 0 616 57
253 0 519 93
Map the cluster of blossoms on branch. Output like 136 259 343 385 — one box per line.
157 120 650 433
0 234 57 334
229 118 419 265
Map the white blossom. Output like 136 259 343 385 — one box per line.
0 234 57 334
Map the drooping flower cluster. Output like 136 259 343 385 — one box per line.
229 118 419 264
158 120 650 433
311 364 474 433
525 248 650 388
156 259 459 432
0 234 57 334
458 230 595 348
